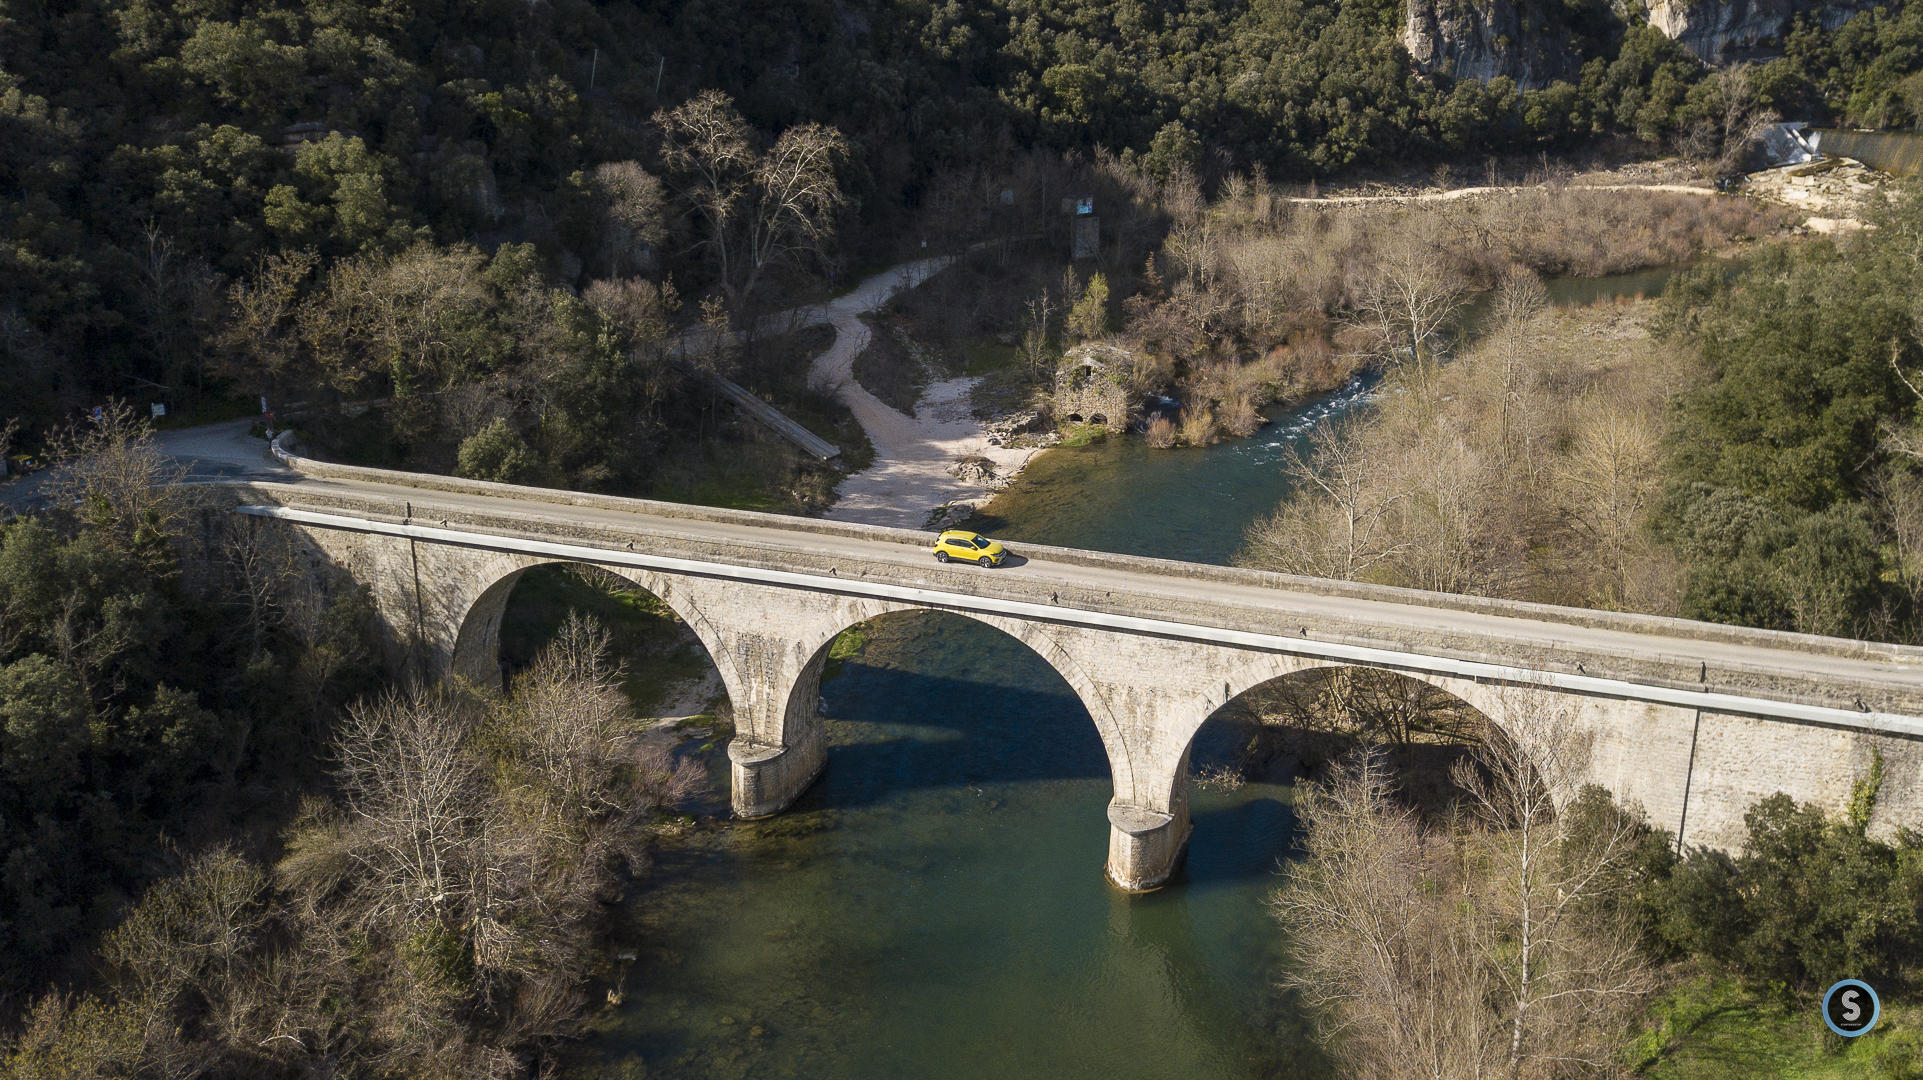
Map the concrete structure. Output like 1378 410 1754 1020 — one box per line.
225 447 1923 891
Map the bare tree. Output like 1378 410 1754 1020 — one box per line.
1273 748 1498 1080
1349 226 1471 375
1557 410 1662 609
588 161 668 278
306 243 493 396
222 247 320 390
1243 418 1407 580
744 122 849 296
1871 466 1923 625
1274 692 1655 1080
655 91 848 307
1021 288 1055 381
43 399 199 540
1451 690 1655 1077
1679 64 1780 177
324 689 491 927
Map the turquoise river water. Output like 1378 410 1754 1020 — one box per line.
559 269 1688 1080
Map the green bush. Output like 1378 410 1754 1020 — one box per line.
1642 779 1923 994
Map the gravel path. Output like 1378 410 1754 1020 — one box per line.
1283 181 1719 205
803 258 1046 531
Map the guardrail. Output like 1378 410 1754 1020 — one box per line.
702 374 840 459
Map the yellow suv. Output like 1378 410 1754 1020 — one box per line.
933 530 1007 567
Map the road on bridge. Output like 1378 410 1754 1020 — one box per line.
241 467 1923 721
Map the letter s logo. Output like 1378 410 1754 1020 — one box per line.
1824 980 1879 1037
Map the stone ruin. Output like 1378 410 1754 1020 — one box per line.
1052 344 1134 433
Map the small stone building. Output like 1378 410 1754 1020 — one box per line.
1053 343 1134 433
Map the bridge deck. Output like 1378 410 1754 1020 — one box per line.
232 473 1923 726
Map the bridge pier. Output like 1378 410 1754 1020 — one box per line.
724 618 844 818
729 721 826 818
1106 801 1192 890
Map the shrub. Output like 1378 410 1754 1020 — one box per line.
1144 415 1177 448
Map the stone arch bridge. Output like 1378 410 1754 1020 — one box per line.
224 455 1923 890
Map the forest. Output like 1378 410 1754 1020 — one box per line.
9 0 1923 1073
10 0 1923 459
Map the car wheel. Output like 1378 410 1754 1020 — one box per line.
935 551 949 563
978 556 993 567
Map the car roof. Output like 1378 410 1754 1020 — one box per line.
939 530 984 540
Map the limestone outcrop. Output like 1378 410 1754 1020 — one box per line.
1406 0 1875 83
1644 0 1872 62
1402 0 1595 90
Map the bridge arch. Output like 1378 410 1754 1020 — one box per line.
783 605 1137 805
448 558 740 715
1153 653 1571 838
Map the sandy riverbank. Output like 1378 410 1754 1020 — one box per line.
805 260 1049 531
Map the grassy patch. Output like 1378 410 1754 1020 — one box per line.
958 338 1023 377
820 625 868 682
1055 423 1109 447
1628 975 1922 1079
499 564 716 716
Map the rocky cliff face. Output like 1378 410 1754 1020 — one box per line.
1403 0 1599 90
1644 0 1871 62
1406 0 1875 85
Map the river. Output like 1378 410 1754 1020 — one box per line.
559 267 1689 1080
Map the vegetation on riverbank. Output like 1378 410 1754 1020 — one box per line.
1273 720 1922 1080
1240 292 1693 609
0 408 381 1001
0 415 715 1075
1228 657 1921 1080
1239 181 1923 1080
1239 178 1923 645
854 156 1774 453
0 616 705 1078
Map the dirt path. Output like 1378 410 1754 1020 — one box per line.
796 258 1046 531
1283 181 1718 205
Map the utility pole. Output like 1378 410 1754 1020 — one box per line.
589 48 598 89
655 56 665 97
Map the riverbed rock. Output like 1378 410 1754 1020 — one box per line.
981 410 1043 447
950 455 1003 487
1744 157 1883 220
